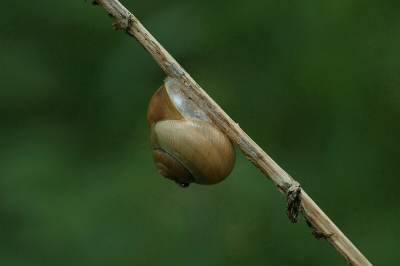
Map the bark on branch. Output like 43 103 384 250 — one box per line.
88 1 372 265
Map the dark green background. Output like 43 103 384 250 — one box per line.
1 0 399 265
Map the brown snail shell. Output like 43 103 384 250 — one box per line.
147 77 235 187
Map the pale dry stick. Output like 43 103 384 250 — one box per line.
89 1 372 265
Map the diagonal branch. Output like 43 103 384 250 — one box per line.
88 1 372 265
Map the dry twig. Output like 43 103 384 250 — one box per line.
88 1 372 265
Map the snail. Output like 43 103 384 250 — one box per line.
147 76 235 187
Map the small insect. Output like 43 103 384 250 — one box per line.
84 0 99 5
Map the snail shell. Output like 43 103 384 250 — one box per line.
147 77 235 187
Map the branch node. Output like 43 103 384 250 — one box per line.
285 181 301 223
306 220 334 239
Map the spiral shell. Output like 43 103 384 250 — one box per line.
147 77 235 187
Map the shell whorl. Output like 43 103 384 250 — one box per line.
148 77 235 187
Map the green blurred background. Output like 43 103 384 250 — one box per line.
1 0 399 265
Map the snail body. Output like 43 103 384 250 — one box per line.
147 77 235 187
